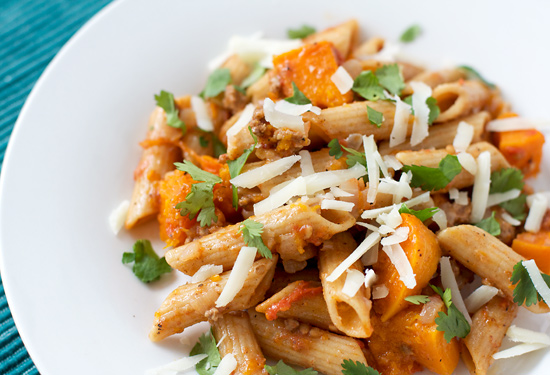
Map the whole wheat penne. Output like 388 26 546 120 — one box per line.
351 36 385 58
432 80 491 123
303 19 358 58
402 68 466 96
149 256 277 341
378 111 490 155
221 54 253 86
319 232 373 338
256 280 339 332
462 296 518 375
165 203 355 275
437 225 549 314
211 311 268 375
247 72 271 105
248 310 369 375
395 142 510 193
125 144 181 228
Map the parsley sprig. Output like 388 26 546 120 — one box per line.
174 160 222 227
352 63 405 100
190 330 221 375
154 90 186 134
403 95 440 125
399 205 439 222
430 285 471 342
341 359 380 375
366 106 384 127
400 25 422 43
475 211 501 236
458 65 496 89
490 168 527 220
328 139 366 168
287 25 316 39
227 127 257 208
202 68 232 98
240 63 266 89
122 240 171 283
402 154 462 191
404 295 430 305
510 261 550 307
239 219 272 259
285 82 312 105
266 360 317 375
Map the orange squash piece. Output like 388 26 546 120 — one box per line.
373 213 441 321
272 41 353 108
512 231 550 274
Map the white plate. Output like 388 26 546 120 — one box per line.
1 0 550 374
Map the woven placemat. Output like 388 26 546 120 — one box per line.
0 0 112 373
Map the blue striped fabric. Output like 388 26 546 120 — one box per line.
0 0 112 373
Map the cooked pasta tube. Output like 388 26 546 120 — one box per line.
149 256 277 341
351 37 384 58
211 311 268 375
357 60 424 82
437 225 550 314
221 54 253 86
378 111 489 155
247 72 270 104
317 101 413 141
248 310 369 375
165 203 355 275
256 280 339 332
401 68 466 96
141 106 185 147
432 80 491 123
395 142 510 193
319 232 373 338
462 296 518 375
303 19 358 58
125 144 181 229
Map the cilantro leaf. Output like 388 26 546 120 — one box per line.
402 154 462 191
240 219 272 258
233 84 247 95
510 261 550 307
202 68 232 98
190 330 221 375
404 295 431 305
341 359 380 375
500 194 527 221
400 25 422 43
174 161 222 226
265 360 317 375
154 90 186 134
227 127 258 209
458 65 496 89
366 106 384 127
241 63 266 89
475 211 501 236
352 71 386 101
328 139 344 159
490 168 524 194
122 240 171 283
212 134 227 157
426 97 440 125
399 205 439 222
403 94 413 108
375 64 405 96
287 25 317 39
430 285 470 342
285 82 311 105
199 135 209 148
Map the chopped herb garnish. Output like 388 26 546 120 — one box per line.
426 97 440 125
404 295 431 305
202 68 232 98
400 25 422 43
199 135 209 148
241 63 267 89
154 90 186 134
327 139 365 168
227 127 257 208
352 71 386 101
285 82 312 105
510 261 550 307
190 330 221 375
489 168 527 219
212 133 227 157
174 160 222 227
265 360 317 375
375 64 405 96
341 359 380 375
239 219 272 258
122 239 171 283
501 194 527 221
430 285 471 342
366 106 384 127
328 138 344 159
287 25 316 39
399 205 439 222
475 211 501 236
402 154 462 191
458 65 496 89
233 84 247 95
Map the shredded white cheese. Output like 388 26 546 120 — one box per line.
449 188 469 206
486 117 549 132
109 200 129 235
372 284 389 299
364 269 377 288
191 264 224 283
487 189 521 207
409 81 432 146
389 94 411 148
361 241 379 266
146 354 208 375
452 121 475 153
215 246 257 307
501 212 522 226
304 163 367 195
191 95 214 132
356 222 379 232
380 227 410 246
253 176 307 216
493 343 548 360
330 186 354 197
524 193 548 233
361 192 431 219
470 151 491 223
507 325 550 346
383 154 403 170
377 205 403 229
457 152 478 175
263 98 304 132
321 199 354 212
464 285 499 313
522 259 550 306
331 66 354 94
298 150 315 176
230 155 301 189
440 256 472 324
326 232 381 282
226 104 255 151
212 354 238 375
342 269 365 297
363 135 379 203
432 209 447 230
274 100 320 117
382 243 416 289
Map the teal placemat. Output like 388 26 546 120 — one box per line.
0 0 113 373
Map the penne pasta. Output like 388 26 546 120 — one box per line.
303 19 359 59
432 80 491 123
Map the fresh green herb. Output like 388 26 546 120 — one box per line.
404 295 431 305
352 71 386 101
265 360 317 375
501 194 527 221
190 330 221 375
241 64 266 89
510 261 550 307
287 25 316 39
285 82 312 105
233 84 247 95
400 25 422 43
489 168 527 219
426 97 440 125
475 211 501 236
328 138 344 159
458 65 496 89
327 139 366 168
212 133 227 157
154 90 186 134
402 154 462 191
174 160 222 226
403 95 413 107
202 68 232 98
199 135 210 148
375 64 405 96
122 240 171 283
366 106 384 127
430 285 471 342
227 127 258 208
399 205 439 222
240 219 272 258
341 359 380 375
